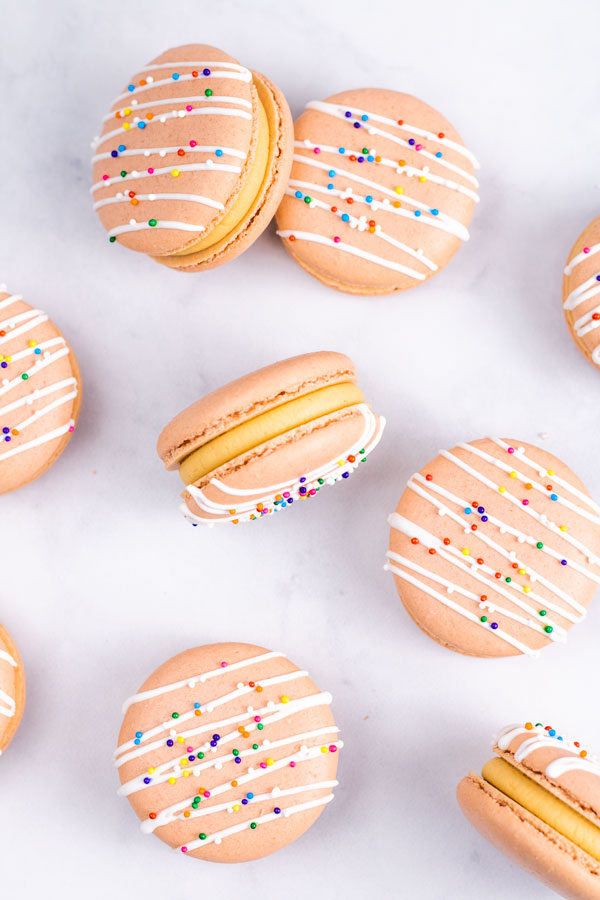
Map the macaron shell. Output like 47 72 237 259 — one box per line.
276 88 478 294
457 774 600 900
0 292 81 495
117 643 339 862
92 45 257 255
0 624 25 755
155 69 294 271
563 216 600 370
157 351 356 468
496 730 600 827
182 406 383 522
388 438 600 657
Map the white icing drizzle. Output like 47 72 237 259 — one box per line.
94 106 252 150
91 161 241 193
104 95 252 124
564 243 600 276
294 139 480 203
287 153 470 241
496 723 600 781
305 100 480 177
564 276 600 312
0 648 17 719
278 230 427 280
94 193 225 213
134 60 251 74
0 294 77 465
92 143 247 164
107 221 207 239
112 67 252 106
183 404 385 525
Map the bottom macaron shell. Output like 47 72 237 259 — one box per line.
182 405 384 524
116 643 340 863
0 625 25 755
563 216 600 370
457 774 600 900
154 70 293 272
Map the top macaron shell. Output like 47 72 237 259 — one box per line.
116 643 340 863
0 289 81 495
0 624 25 755
276 89 479 294
563 216 600 370
92 44 293 266
387 438 600 658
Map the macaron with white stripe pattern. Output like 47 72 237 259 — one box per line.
0 623 25 756
276 88 479 294
116 643 340 862
563 215 600 370
457 721 600 899
0 286 81 494
386 438 600 657
91 44 293 271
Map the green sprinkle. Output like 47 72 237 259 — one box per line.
536 723 543 727
120 170 127 177
480 616 488 623
539 610 547 617
232 749 239 757
198 752 204 760
148 218 157 227
250 822 257 830
318 478 324 485
21 373 28 380
505 576 511 583
171 712 179 719
252 743 258 750
199 833 207 840
109 236 116 243
544 625 554 634
204 88 213 96
303 195 312 203
362 147 369 154
257 723 264 730
359 449 365 454
536 542 543 549
193 796 201 803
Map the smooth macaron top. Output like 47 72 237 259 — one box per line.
495 723 600 827
563 215 600 369
115 642 340 862
92 44 260 255
157 351 357 469
0 287 80 495
0 623 25 755
276 88 479 294
387 437 600 657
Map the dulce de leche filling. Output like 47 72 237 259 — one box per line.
482 756 600 862
178 382 365 486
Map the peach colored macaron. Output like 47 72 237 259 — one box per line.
0 623 25 756
157 350 385 525
457 721 600 899
0 286 81 494
91 44 293 271
386 437 600 657
563 215 600 370
276 88 479 294
115 642 341 862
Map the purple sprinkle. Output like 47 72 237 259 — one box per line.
2 427 8 434
203 68 211 76
166 739 174 747
234 757 242 764
477 506 485 513
210 740 217 747
344 110 352 118
408 138 415 146
481 515 488 522
274 807 281 814
242 798 248 805
299 476 306 483
212 734 220 741
299 487 307 495
188 755 195 762
143 777 151 784
342 472 349 479
490 622 499 630
353 121 361 128
560 559 567 566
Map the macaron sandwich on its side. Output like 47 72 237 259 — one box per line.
116 643 341 862
157 351 385 525
0 624 25 756
457 722 600 900
563 215 600 370
275 88 479 294
91 44 293 271
386 437 600 657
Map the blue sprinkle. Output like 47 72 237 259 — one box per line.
111 150 118 158
549 729 556 737
361 114 368 121
344 111 352 118
341 213 350 222
414 210 421 217
281 501 286 508
435 151 443 158
134 739 140 745
118 144 126 152
34 348 41 354
215 149 223 157
366 195 373 203
247 792 254 799
338 147 345 154
137 121 146 129
327 183 334 190
367 155 374 162
135 732 143 739
328 169 336 177
430 209 439 216
464 507 472 515
550 493 558 501
194 702 200 709
558 736 563 741
353 121 361 128
172 72 180 80
127 84 135 92
295 190 302 199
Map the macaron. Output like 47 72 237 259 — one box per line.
0 286 81 494
91 44 293 271
457 721 600 899
115 642 341 862
386 437 600 657
275 89 479 294
157 351 385 525
0 624 25 756
563 216 600 370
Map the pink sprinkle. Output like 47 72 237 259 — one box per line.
102 174 109 181
333 236 341 243
282 492 290 499
261 508 269 515
415 143 422 151
260 762 267 769
507 447 514 454
186 746 193 752
289 761 296 768
254 716 261 722
522 499 529 505
203 791 210 798
147 167 154 174
68 426 75 433
220 661 227 668
313 147 320 154
309 489 316 496
329 745 337 753
186 105 193 112
584 247 590 254
189 140 197 148
181 847 188 853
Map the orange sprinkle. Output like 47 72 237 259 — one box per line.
231 780 238 787
580 750 588 758
525 722 533 730
428 548 436 555
146 113 153 120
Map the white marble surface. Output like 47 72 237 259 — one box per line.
1 0 600 896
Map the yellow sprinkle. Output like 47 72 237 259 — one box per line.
320 746 328 753
123 123 131 130
180 758 187 766
462 548 470 556
171 168 180 177
233 804 241 812
281 696 290 704
5 356 11 363
419 175 427 182
124 108 131 116
523 586 531 593
337 460 344 466
509 471 517 478
148 768 155 775
518 568 526 575
560 525 567 532
183 770 190 777
0 357 3 362
29 340 37 347
177 736 184 743
548 470 555 476
266 757 274 766
499 486 506 493
168 777 176 785
394 186 404 194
